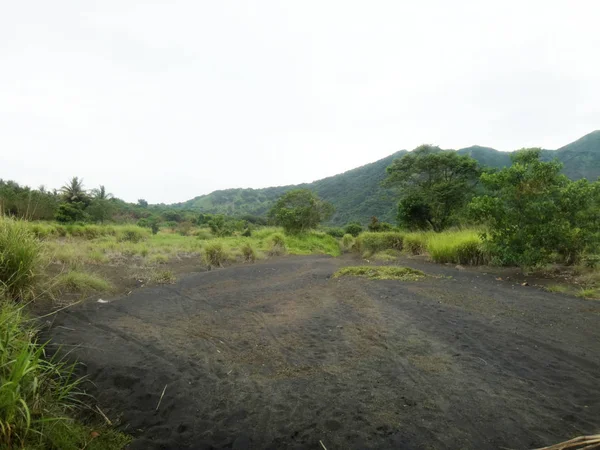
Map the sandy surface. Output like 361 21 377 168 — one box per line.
46 255 600 449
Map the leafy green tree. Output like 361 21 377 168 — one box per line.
137 199 148 208
269 189 334 233
55 202 86 223
470 149 600 266
87 199 114 223
385 145 481 231
60 177 89 205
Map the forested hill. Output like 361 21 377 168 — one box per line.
174 131 600 225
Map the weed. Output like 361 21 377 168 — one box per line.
333 266 425 281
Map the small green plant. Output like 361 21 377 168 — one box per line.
0 218 44 300
241 242 257 263
204 242 228 268
334 266 425 281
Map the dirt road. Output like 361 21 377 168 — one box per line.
47 256 600 449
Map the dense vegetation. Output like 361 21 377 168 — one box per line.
174 130 600 225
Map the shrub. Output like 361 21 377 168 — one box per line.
357 232 404 254
241 242 257 263
470 149 600 267
324 227 345 238
117 226 148 243
344 222 363 237
0 218 43 300
204 242 228 268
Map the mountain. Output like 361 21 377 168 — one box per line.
174 131 600 225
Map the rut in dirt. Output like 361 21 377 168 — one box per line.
47 255 600 450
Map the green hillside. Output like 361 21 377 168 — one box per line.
174 131 600 225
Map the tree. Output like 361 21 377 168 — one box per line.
92 185 113 200
269 189 334 233
384 145 481 231
469 149 600 267
60 177 89 205
138 199 148 208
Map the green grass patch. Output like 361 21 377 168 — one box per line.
284 232 340 257
204 242 229 268
576 288 600 300
370 249 402 261
334 266 425 281
53 270 113 295
545 284 569 294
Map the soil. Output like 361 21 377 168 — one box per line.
44 255 600 449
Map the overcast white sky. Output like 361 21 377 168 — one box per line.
1 1 599 203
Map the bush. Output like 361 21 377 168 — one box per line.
269 189 334 233
204 242 228 268
344 222 363 237
241 242 257 263
324 227 345 238
283 232 340 257
0 218 43 300
357 232 404 254
341 234 355 252
117 226 148 243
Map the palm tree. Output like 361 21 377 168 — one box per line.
92 185 113 200
60 177 88 204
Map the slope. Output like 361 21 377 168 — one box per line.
174 131 600 225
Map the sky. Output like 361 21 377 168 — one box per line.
1 1 599 204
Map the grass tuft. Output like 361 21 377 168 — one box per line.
204 242 229 268
53 270 113 295
241 242 257 263
333 266 425 281
545 284 569 294
576 288 600 300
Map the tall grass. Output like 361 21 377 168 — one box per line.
426 230 489 265
0 218 44 300
0 300 130 449
356 232 405 255
52 270 113 295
